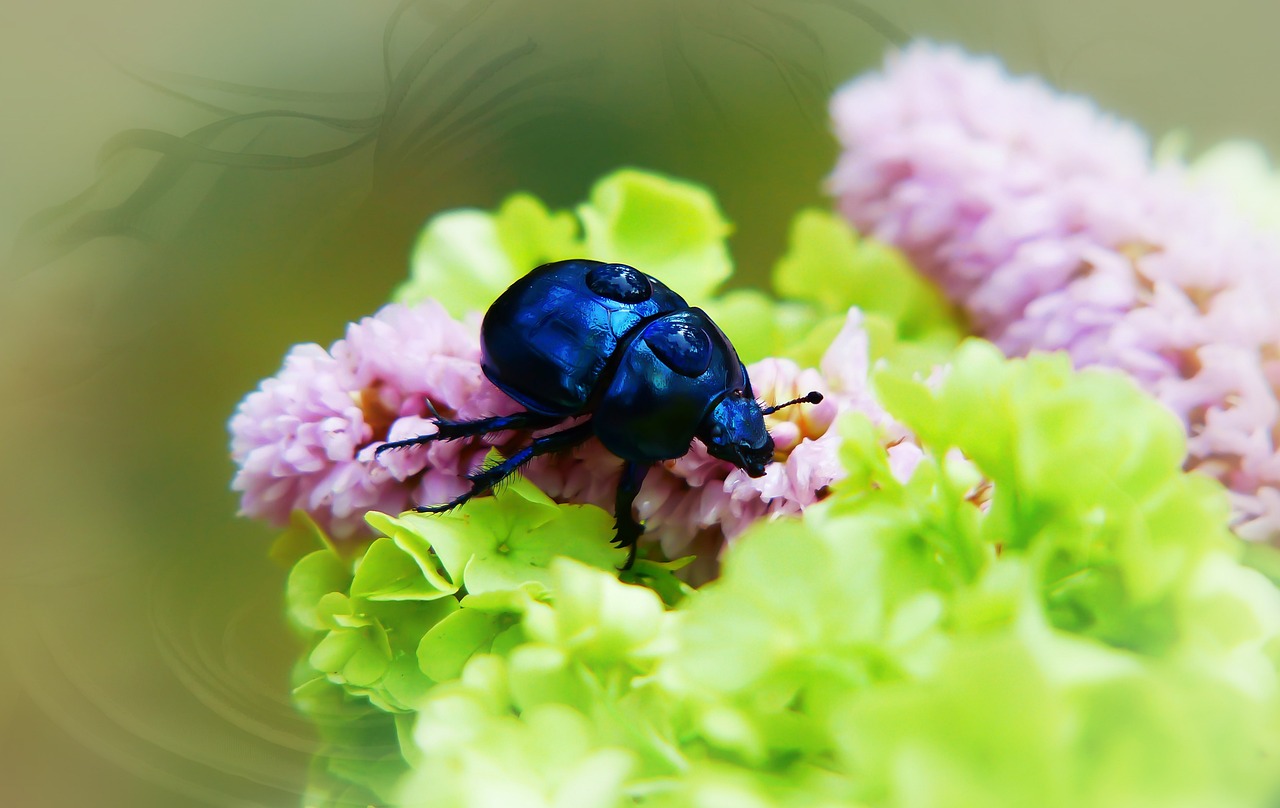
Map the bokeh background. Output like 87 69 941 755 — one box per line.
2 1 1278 805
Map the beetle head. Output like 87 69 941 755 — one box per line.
697 389 826 478
697 391 774 478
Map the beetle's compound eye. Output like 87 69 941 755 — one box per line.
586 263 653 303
708 423 725 441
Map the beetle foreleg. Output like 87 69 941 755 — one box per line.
412 420 595 515
375 410 565 457
612 461 651 571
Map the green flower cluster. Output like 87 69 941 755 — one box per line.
285 338 1280 806
393 168 961 371
669 343 1280 806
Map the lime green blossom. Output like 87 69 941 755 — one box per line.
396 169 732 317
286 341 1280 807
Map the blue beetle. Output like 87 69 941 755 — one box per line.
376 259 821 568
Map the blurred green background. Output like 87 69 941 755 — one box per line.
2 1 1277 805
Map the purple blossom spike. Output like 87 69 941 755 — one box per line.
830 42 1280 540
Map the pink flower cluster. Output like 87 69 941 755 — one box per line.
229 302 515 539
229 301 916 560
830 42 1280 540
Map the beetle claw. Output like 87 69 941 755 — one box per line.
414 502 454 514
620 542 638 571
374 433 442 457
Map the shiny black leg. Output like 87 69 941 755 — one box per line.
374 410 564 457
413 421 595 514
612 461 650 570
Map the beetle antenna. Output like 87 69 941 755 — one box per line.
761 391 824 415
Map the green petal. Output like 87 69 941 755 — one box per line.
772 209 961 369
378 511 476 586
271 509 338 568
700 290 841 366
619 556 697 607
368 505 496 588
506 643 592 714
495 193 581 273
477 470 566 537
309 629 362 674
395 193 579 316
380 651 436 710
351 537 457 601
460 501 621 595
579 168 733 302
371 475 624 597
773 209 953 326
342 625 394 688
286 548 354 632
522 558 667 666
319 592 367 629
418 608 518 683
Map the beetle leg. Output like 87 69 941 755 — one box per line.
374 410 564 457
412 420 595 515
612 461 650 571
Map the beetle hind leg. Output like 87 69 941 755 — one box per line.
411 420 595 515
375 410 564 457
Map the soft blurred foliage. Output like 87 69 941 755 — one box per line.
3 1 1280 806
